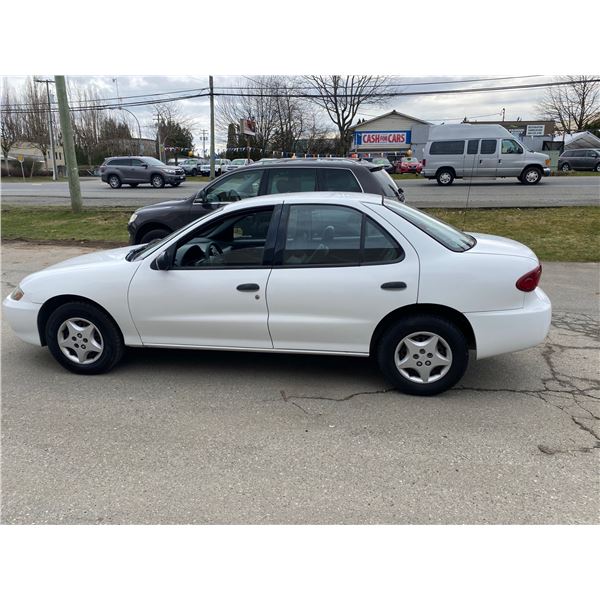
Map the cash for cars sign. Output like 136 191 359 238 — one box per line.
354 130 412 146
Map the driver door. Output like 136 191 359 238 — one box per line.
128 205 277 349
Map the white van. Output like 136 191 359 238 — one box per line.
422 124 551 185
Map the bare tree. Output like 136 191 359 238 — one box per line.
538 75 600 133
21 77 52 171
72 85 104 165
0 81 22 175
303 76 390 154
151 104 194 161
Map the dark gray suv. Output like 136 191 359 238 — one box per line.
127 159 405 244
99 156 186 188
558 148 600 172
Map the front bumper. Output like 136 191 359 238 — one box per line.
164 174 186 184
2 295 42 346
543 167 551 177
465 287 551 360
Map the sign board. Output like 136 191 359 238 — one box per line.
526 124 545 136
354 130 411 147
508 128 525 136
240 118 256 137
17 155 24 163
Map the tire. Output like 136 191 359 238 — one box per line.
108 174 121 189
560 163 570 172
595 163 600 172
436 169 454 186
520 166 542 184
151 174 165 188
129 183 139 187
139 228 170 244
45 302 124 375
376 315 469 396
191 169 198 176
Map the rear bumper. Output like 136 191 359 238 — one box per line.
465 287 551 359
2 295 42 346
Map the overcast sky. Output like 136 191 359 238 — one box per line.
4 75 554 152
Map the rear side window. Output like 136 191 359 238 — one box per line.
480 139 497 154
320 168 362 193
108 158 130 166
268 168 317 194
467 140 479 154
429 141 465 155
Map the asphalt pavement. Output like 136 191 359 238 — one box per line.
1 242 599 524
2 175 599 208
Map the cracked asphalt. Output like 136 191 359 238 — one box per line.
1 242 599 524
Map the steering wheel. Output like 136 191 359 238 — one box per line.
228 189 242 202
205 241 223 259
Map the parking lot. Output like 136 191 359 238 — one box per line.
1 241 598 524
2 175 599 208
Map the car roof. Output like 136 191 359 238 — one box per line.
219 191 384 214
237 158 379 171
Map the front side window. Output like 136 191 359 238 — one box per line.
429 141 465 155
268 168 317 194
320 168 362 193
501 139 523 154
480 139 497 154
173 207 274 268
131 159 145 166
281 205 402 266
203 169 264 203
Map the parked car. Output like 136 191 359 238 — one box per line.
126 159 406 244
224 158 254 172
199 159 231 176
370 157 395 173
99 156 185 189
558 148 600 172
422 124 551 185
3 192 551 396
396 157 423 174
178 158 207 176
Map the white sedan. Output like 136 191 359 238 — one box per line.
3 192 551 395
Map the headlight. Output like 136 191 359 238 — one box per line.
165 169 176 174
129 213 138 224
10 287 24 301
545 159 551 166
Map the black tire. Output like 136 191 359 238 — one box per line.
520 166 542 184
139 228 170 244
151 174 165 188
108 174 121 189
191 169 198 176
436 168 454 186
45 302 124 375
129 182 139 187
595 163 600 172
560 163 570 172
376 315 469 396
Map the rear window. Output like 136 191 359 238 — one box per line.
107 158 130 166
429 141 465 155
370 167 403 200
320 168 362 193
383 200 476 252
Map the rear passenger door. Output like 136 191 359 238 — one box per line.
317 168 363 193
129 158 148 183
266 168 317 194
265 202 419 354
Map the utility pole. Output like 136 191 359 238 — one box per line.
54 76 82 213
154 115 163 161
34 78 57 181
200 129 208 158
209 76 215 179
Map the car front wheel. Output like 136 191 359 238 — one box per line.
151 174 165 188
376 315 469 396
595 163 600 172
561 163 570 172
520 167 542 184
46 302 124 375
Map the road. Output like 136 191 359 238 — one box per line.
1 242 599 524
2 176 598 208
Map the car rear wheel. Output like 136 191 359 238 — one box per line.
151 174 165 188
520 166 542 184
46 302 124 375
595 163 600 172
376 315 469 396
436 169 454 185
191 169 198 176
561 163 570 172
139 228 170 244
108 174 121 188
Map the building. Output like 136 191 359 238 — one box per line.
466 119 555 152
1 140 66 176
349 110 432 161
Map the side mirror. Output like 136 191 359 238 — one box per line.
143 164 148 169
152 250 172 271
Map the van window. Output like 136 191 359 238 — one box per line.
467 140 479 154
501 139 523 154
429 141 465 155
480 140 497 154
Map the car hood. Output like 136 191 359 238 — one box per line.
41 246 138 271
468 233 538 261
136 197 193 213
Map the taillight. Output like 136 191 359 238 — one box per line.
422 158 426 167
516 264 542 292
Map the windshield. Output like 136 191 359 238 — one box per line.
370 168 402 200
127 207 226 261
383 200 476 252
143 157 167 167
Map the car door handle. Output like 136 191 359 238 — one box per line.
381 281 407 290
236 283 260 292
